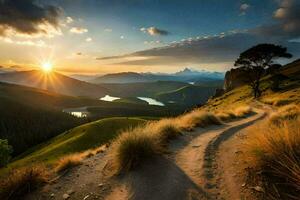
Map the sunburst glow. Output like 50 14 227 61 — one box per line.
41 62 53 73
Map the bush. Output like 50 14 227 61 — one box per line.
0 166 49 200
0 139 13 167
111 127 163 173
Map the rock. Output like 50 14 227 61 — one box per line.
192 145 201 148
242 183 246 187
67 189 75 195
50 193 55 198
83 195 90 200
224 68 248 91
98 183 104 187
252 186 264 193
63 193 70 199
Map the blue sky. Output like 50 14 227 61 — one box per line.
0 0 299 74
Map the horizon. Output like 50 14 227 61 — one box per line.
0 0 299 74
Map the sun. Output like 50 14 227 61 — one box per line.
41 62 53 73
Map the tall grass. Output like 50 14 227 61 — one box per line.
0 166 49 200
55 154 83 173
110 111 224 173
176 110 221 131
269 104 299 126
111 126 163 173
244 107 300 199
216 105 254 122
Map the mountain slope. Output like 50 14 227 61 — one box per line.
156 85 218 106
0 70 109 98
91 68 224 84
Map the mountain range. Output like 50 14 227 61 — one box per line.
89 68 224 84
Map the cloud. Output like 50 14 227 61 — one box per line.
97 30 300 68
253 0 300 39
70 27 88 34
140 27 169 36
0 0 62 37
240 3 250 15
1 37 47 47
86 37 92 42
120 35 125 39
66 17 74 24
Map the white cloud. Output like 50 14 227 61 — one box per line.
70 27 88 34
86 37 92 42
66 17 74 24
1 37 47 47
240 3 250 15
120 35 124 39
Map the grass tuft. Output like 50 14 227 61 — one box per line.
244 110 300 199
216 106 255 122
177 110 221 130
55 154 83 173
0 166 49 200
152 119 182 144
111 126 163 173
269 104 300 126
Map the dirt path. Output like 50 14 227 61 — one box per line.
26 109 267 200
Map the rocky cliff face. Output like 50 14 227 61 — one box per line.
224 68 248 91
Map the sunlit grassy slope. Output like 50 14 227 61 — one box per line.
203 77 300 112
2 117 146 173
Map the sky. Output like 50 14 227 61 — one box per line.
0 0 299 74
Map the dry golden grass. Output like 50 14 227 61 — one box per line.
176 110 221 131
269 104 300 126
150 119 182 144
55 154 83 173
111 126 163 173
233 106 254 117
0 165 49 200
216 106 254 122
244 111 300 199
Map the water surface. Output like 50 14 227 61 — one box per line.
100 95 121 102
137 97 165 106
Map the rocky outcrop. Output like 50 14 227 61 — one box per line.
224 68 248 91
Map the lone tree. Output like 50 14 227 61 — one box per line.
234 44 292 98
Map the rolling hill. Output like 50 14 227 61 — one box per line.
156 85 218 106
0 70 109 98
3 117 147 174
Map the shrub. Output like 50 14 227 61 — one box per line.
55 154 83 173
0 166 49 200
111 127 163 173
245 118 300 199
0 139 13 167
177 110 221 130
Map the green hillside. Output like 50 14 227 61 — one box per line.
156 85 218 106
3 117 146 174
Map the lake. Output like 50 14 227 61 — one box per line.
100 95 121 101
137 97 165 106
